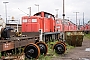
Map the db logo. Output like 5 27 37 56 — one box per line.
28 20 31 22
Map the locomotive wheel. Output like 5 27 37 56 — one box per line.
24 43 40 59
53 42 66 54
36 42 48 56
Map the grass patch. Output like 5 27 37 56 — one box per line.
84 33 90 39
66 43 74 50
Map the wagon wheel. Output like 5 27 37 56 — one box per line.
24 43 40 59
53 42 66 54
36 42 48 56
57 41 66 46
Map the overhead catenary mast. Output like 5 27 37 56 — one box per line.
73 12 79 30
83 12 84 25
62 0 65 41
28 7 31 16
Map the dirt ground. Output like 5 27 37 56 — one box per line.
51 37 90 60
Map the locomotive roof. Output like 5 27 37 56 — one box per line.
33 11 55 18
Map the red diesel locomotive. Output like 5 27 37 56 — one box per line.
55 19 77 32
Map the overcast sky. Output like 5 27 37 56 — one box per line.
0 0 90 24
